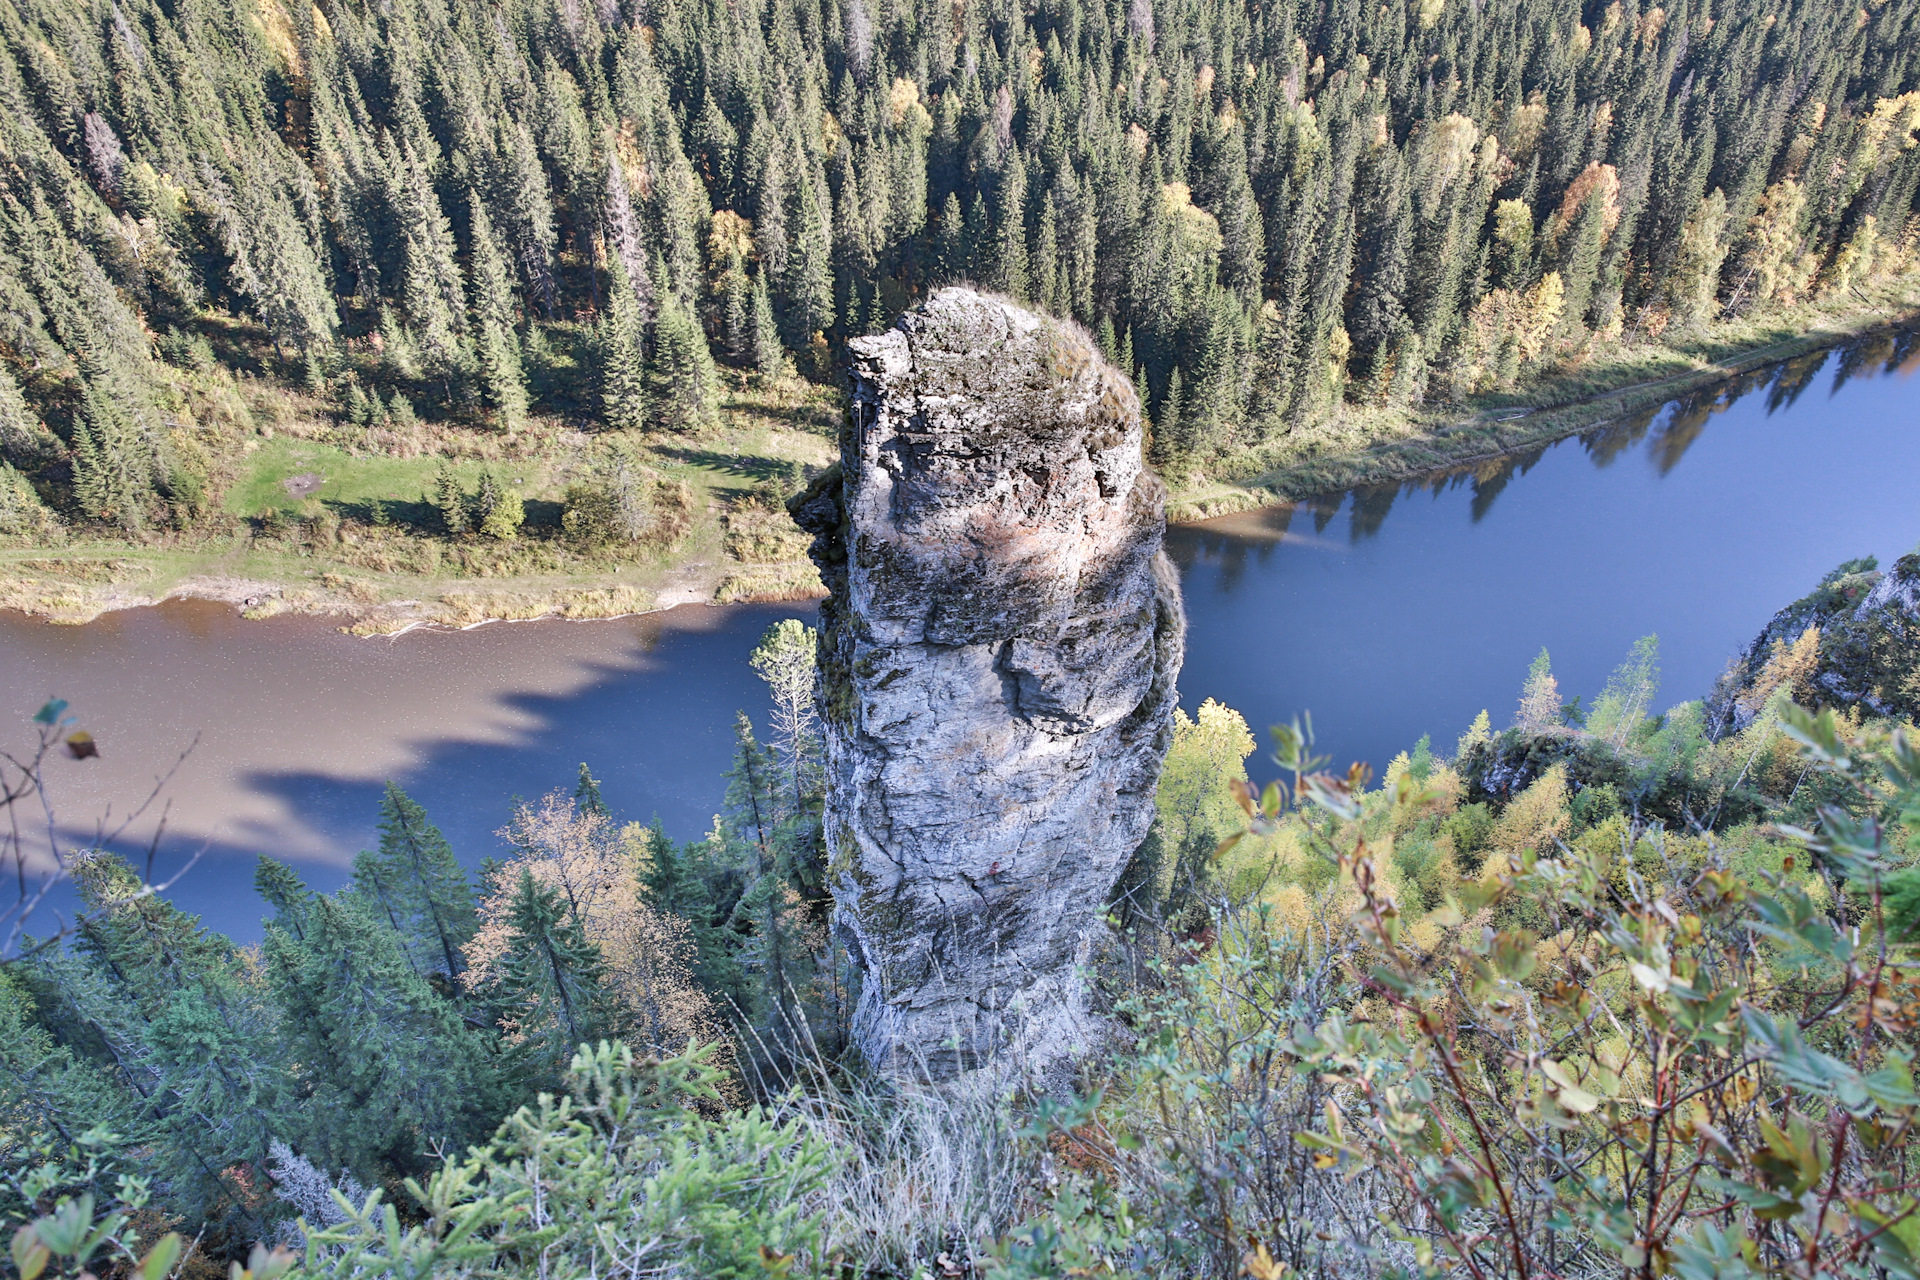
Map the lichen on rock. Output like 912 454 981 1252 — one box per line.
791 288 1184 1087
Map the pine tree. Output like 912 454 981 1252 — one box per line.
467 199 529 430
600 257 652 433
491 870 620 1084
354 783 477 982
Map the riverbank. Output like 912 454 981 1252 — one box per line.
1165 272 1920 521
0 371 841 632
0 532 830 633
5 277 1918 631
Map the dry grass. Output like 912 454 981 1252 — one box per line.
722 506 813 563
713 561 825 604
555 584 655 618
772 1074 1039 1275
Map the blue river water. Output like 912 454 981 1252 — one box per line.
1165 333 1920 779
3 332 1916 938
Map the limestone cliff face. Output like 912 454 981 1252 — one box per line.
791 288 1184 1085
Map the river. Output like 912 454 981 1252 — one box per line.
4 333 1918 939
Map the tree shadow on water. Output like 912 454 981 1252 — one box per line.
87 602 819 941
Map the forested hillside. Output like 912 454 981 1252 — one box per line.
2 0 1920 547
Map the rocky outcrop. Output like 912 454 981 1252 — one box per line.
1706 552 1920 738
791 288 1183 1087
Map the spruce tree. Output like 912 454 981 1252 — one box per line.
467 199 529 430
1034 191 1062 314
433 464 469 536
491 870 620 1084
354 783 477 982
1153 366 1186 466
650 296 719 432
472 468 502 532
991 156 1030 300
600 257 652 433
749 268 784 380
57 855 286 1234
717 713 813 1059
574 762 608 816
935 190 966 281
70 365 155 532
260 870 506 1177
0 364 58 468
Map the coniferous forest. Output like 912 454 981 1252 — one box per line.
0 0 1918 565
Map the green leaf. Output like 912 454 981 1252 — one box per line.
1742 1004 1880 1114
1630 962 1670 994
32 1196 95 1256
138 1233 183 1280
32 699 67 725
12 1228 49 1280
1538 1059 1600 1113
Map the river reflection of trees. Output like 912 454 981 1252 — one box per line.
1170 329 1918 579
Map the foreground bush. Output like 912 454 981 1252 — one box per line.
294 1042 828 1280
1010 708 1920 1278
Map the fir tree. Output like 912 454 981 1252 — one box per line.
467 199 529 430
491 870 620 1083
354 783 477 982
600 258 652 433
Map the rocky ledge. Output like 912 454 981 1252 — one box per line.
791 288 1184 1087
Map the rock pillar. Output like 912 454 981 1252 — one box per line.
791 288 1184 1085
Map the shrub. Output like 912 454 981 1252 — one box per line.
0 461 62 544
295 1042 831 1280
1053 706 1920 1280
479 485 524 539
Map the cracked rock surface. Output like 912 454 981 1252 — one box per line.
791 288 1184 1085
